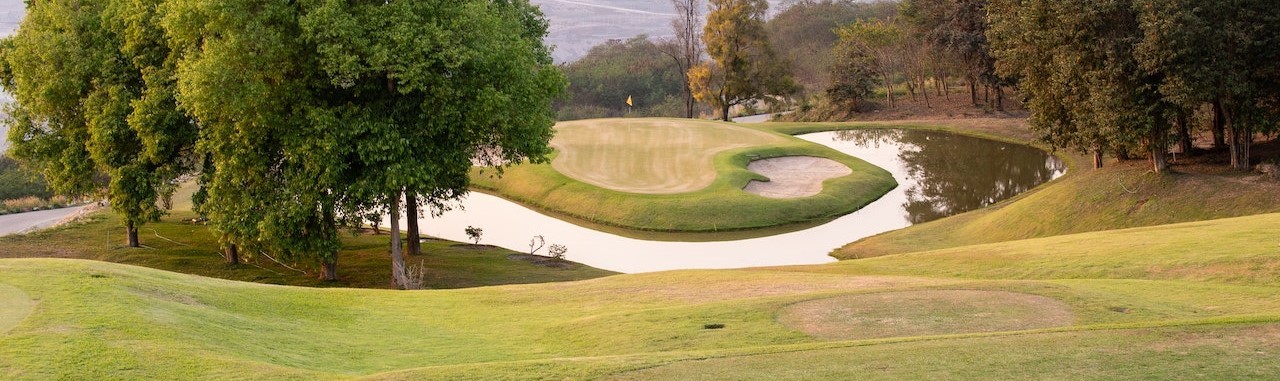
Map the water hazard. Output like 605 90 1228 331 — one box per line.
411 129 1066 273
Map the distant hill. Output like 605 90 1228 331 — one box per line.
532 0 785 63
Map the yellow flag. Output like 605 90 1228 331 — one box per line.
626 95 633 107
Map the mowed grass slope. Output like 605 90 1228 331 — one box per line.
471 118 897 233
3 212 1280 379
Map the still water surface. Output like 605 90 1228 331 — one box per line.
409 129 1066 273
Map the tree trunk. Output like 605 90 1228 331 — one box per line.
1212 99 1227 149
1150 121 1169 174
720 102 731 122
126 221 139 248
883 74 893 109
405 192 420 256
389 194 409 288
920 77 931 108
1093 149 1105 169
1176 113 1193 156
983 85 990 105
968 78 978 106
321 260 338 281
224 243 239 265
685 90 695 118
994 86 1005 112
1227 111 1251 171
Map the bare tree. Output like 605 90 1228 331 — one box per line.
660 0 705 118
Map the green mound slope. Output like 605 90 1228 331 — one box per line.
471 118 896 234
3 211 1280 379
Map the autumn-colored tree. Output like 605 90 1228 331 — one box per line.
692 0 796 121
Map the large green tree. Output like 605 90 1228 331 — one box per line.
1134 0 1280 171
1 0 197 247
164 0 345 272
299 0 564 289
691 0 796 121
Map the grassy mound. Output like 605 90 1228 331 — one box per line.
471 118 897 233
3 210 1280 379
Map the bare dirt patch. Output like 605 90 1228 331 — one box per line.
743 156 852 198
777 290 1074 340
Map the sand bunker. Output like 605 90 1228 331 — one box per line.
743 156 852 198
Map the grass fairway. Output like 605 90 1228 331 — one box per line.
471 118 896 233
3 211 1280 379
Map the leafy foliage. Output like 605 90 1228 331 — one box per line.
1 0 198 246
557 36 688 120
766 0 896 94
693 0 797 121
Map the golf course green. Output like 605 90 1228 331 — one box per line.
2 210 1280 379
471 118 898 233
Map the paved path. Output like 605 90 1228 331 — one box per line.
0 206 85 237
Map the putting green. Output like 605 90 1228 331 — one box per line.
472 118 897 233
551 119 786 194
0 282 35 334
777 290 1075 340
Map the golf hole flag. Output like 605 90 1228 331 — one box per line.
626 95 633 107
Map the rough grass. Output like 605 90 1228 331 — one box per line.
0 209 615 290
550 118 786 193
3 210 1280 379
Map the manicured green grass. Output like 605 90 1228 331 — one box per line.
3 210 1280 379
0 210 615 290
549 118 786 193
471 118 897 233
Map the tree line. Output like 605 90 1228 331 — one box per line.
0 0 563 288
825 0 1280 173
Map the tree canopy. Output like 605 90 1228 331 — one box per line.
692 0 797 121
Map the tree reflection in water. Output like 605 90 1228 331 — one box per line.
833 129 1066 224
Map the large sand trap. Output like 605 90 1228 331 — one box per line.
743 156 852 198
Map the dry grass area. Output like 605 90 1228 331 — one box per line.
776 290 1075 341
550 118 785 194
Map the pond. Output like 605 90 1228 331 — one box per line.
409 129 1066 273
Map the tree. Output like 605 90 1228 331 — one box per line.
164 0 345 274
300 0 564 289
559 36 688 120
902 0 1006 109
835 18 904 109
692 0 797 121
768 0 897 94
1134 0 1280 171
1 0 197 248
827 37 878 108
662 0 704 118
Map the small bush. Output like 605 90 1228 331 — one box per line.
547 244 568 260
465 226 484 244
